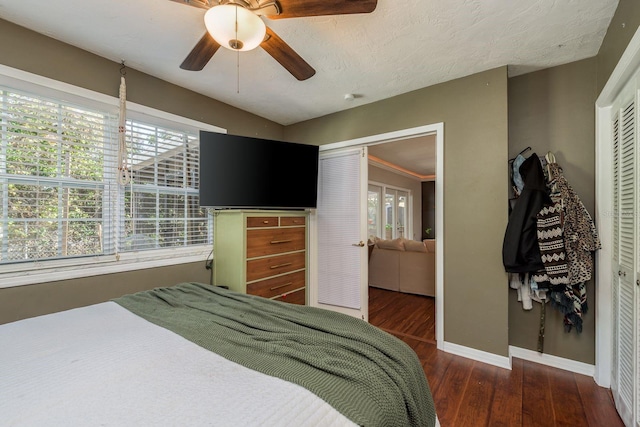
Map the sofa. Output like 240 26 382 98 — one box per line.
368 238 435 297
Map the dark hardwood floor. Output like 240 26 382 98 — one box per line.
368 287 624 427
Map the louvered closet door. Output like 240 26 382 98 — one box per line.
635 90 640 427
612 109 621 403
636 251 640 427
611 73 639 427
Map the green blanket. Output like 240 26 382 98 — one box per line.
114 282 436 427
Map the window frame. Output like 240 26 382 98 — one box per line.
0 64 225 289
121 117 207 253
367 184 382 239
367 181 413 240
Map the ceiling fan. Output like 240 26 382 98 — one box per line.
171 0 378 80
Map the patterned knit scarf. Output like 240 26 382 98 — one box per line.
534 201 570 285
534 201 586 333
550 283 587 333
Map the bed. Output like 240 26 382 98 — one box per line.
0 282 438 426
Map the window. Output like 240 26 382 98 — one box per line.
367 185 381 238
123 120 208 252
0 87 115 263
395 190 408 239
368 183 411 240
0 69 222 286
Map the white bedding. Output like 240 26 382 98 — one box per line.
0 302 358 426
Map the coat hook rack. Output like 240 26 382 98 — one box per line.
517 146 531 156
508 146 532 164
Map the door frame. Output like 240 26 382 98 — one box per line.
595 26 640 387
308 123 445 348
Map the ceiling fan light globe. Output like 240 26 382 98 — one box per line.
204 4 266 52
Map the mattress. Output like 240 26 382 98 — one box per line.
1 283 439 426
0 302 356 426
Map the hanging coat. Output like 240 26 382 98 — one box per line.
502 154 551 273
547 162 601 284
545 161 601 333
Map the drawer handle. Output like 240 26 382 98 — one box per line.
270 282 293 291
263 220 269 224
270 262 292 269
271 239 292 244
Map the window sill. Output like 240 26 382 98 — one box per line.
0 246 211 289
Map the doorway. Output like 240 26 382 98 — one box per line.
367 136 437 343
308 123 444 348
368 287 436 343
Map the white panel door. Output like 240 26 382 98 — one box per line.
314 147 368 320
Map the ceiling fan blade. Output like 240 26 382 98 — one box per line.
168 0 210 10
261 27 315 81
267 0 377 19
180 32 221 71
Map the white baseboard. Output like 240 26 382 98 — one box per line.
441 342 596 377
443 341 511 370
508 346 595 377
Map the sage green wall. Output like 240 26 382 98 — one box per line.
368 164 423 241
507 0 640 364
0 262 210 324
286 67 510 356
508 58 598 364
0 19 283 139
597 0 640 94
0 19 283 324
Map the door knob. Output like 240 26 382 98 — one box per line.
352 241 365 247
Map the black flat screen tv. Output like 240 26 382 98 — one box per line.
199 131 319 210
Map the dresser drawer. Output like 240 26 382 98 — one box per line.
247 270 305 299
280 216 306 227
274 288 306 305
246 251 306 282
246 227 305 258
247 216 278 228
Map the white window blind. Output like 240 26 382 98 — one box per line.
0 83 211 267
0 86 117 263
123 120 208 251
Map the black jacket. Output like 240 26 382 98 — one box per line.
502 154 551 273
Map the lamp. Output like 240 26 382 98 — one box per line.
204 4 267 52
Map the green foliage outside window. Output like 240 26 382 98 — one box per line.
0 88 209 264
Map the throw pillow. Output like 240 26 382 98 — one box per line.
403 239 427 252
375 237 405 251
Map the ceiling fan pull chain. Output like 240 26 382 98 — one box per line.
236 5 240 93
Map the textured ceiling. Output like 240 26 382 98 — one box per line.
368 136 436 177
0 0 619 127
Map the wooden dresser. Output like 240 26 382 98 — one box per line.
213 210 307 305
